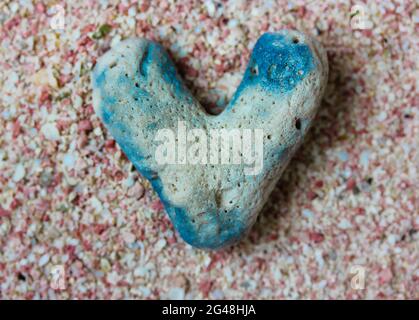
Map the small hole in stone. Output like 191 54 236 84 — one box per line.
293 37 299 44
250 65 258 76
135 83 139 87
295 118 301 130
267 135 272 140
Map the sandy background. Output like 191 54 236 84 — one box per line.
0 0 418 299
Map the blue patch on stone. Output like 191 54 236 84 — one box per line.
230 32 314 106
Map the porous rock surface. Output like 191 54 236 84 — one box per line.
92 30 328 249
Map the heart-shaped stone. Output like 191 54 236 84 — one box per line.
92 30 328 249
